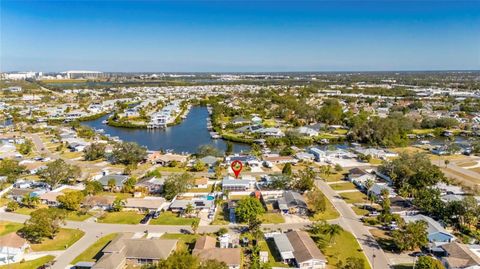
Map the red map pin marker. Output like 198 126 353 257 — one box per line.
231 160 243 178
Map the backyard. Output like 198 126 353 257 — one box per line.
71 233 118 264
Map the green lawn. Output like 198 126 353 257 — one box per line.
259 213 285 224
310 195 340 221
14 205 48 216
71 233 118 264
352 206 370 216
320 230 371 269
149 212 198 225
258 238 290 268
97 211 144 224
0 221 23 236
330 182 357 191
0 255 54 269
211 202 230 225
156 166 187 172
340 191 369 204
65 211 92 221
188 185 214 193
320 172 346 182
31 228 85 251
160 233 200 251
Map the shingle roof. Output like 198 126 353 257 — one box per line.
441 242 480 268
193 248 241 266
0 232 27 248
286 230 326 263
194 235 217 250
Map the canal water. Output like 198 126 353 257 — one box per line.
81 106 251 154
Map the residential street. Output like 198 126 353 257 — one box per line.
315 180 390 269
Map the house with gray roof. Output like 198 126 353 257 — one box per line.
97 175 128 191
277 191 308 215
403 214 456 251
92 233 177 268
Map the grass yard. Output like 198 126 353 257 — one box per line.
0 221 23 236
320 172 346 182
31 228 85 251
188 185 214 193
71 233 118 264
60 151 83 159
352 206 370 216
259 213 285 224
320 230 371 269
15 205 48 215
0 198 10 207
155 166 187 172
149 211 199 225
211 203 230 225
340 191 369 204
66 211 92 221
97 211 144 224
0 255 54 269
258 238 290 268
310 196 340 221
160 233 200 251
330 182 357 191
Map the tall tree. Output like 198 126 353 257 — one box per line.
20 208 66 243
112 141 147 166
235 197 265 224
415 256 445 269
58 191 84 211
37 159 81 188
163 173 194 200
83 143 106 161
392 221 428 252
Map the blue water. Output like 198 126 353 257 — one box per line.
81 106 250 154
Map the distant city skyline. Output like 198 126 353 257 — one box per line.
1 0 479 72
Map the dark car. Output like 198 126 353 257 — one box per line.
152 211 160 219
140 215 151 224
409 251 425 257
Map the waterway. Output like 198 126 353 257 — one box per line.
81 106 251 154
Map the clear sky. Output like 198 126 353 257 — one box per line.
1 0 479 72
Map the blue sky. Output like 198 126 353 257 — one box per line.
1 1 479 72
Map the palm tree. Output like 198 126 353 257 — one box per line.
184 203 194 217
190 218 200 234
364 179 374 204
324 224 343 244
22 194 39 209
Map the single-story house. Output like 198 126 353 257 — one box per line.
147 152 188 166
92 233 178 268
347 168 376 188
0 233 29 265
403 214 456 250
370 183 396 199
194 177 209 189
263 155 298 165
277 191 308 215
135 176 165 194
124 197 166 212
97 175 129 191
82 195 115 210
192 236 241 269
440 242 480 269
169 198 214 213
271 231 327 269
39 191 64 206
222 179 252 191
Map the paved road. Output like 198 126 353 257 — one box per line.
0 211 311 269
315 180 390 269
